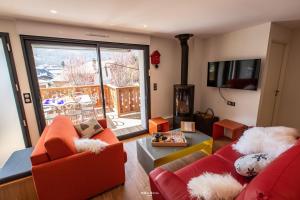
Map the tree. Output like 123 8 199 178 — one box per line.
104 51 139 87
63 57 96 85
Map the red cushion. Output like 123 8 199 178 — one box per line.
175 155 249 185
44 116 79 160
214 142 242 164
237 143 300 200
31 126 50 165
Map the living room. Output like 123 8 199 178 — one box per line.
1 1 300 200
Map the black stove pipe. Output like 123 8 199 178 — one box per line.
175 34 193 85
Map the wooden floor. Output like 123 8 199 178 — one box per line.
0 176 38 200
114 125 144 137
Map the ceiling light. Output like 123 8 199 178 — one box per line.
50 9 58 14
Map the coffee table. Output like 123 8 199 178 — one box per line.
136 129 213 173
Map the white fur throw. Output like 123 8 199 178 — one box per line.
233 126 299 158
74 138 108 154
188 173 244 200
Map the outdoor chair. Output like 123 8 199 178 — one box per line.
62 102 82 124
43 105 60 125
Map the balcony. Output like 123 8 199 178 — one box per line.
40 84 142 136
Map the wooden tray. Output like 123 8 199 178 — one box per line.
151 132 188 147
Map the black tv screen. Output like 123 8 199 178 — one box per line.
207 59 261 90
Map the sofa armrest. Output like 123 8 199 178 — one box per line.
32 142 125 200
150 168 190 200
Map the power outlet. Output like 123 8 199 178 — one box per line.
153 83 158 91
227 101 235 106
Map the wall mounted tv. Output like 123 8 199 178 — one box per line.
207 59 261 90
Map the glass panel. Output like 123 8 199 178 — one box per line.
100 47 146 136
0 38 25 167
31 44 104 125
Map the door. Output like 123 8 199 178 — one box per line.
99 45 149 138
262 42 286 125
0 33 29 167
22 36 150 139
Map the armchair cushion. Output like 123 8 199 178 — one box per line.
75 118 104 138
44 116 79 160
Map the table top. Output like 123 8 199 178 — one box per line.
149 117 168 125
137 129 211 161
214 119 246 130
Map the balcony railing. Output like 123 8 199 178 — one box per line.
40 84 140 118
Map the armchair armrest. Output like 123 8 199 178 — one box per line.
150 168 190 200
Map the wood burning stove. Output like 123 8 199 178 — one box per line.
173 34 195 128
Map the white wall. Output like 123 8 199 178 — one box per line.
276 28 300 129
189 37 205 111
0 36 25 167
198 23 271 126
15 20 150 45
149 36 180 118
0 19 40 145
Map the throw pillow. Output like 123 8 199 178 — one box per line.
232 126 299 157
74 118 104 138
234 153 273 177
188 172 244 200
74 138 108 154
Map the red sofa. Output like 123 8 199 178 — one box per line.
31 116 127 200
149 139 300 200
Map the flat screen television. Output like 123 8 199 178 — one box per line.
207 59 261 90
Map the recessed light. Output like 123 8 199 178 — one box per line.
50 9 58 14
143 24 148 28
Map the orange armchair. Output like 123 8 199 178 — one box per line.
31 116 126 200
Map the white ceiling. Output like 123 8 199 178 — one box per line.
1 0 300 37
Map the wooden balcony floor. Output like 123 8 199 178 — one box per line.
106 111 144 137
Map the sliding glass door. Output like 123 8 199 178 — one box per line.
100 46 148 137
0 33 28 167
22 36 149 139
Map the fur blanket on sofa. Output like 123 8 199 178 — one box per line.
233 126 299 158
